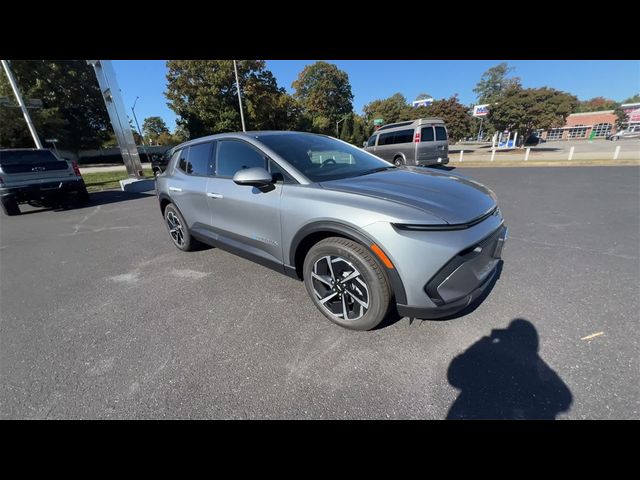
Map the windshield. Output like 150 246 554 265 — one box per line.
255 133 393 182
0 150 62 165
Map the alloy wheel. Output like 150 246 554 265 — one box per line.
311 255 369 321
166 210 185 247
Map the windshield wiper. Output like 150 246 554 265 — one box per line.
356 166 396 177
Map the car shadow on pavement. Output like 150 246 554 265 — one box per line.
18 190 156 215
446 318 573 419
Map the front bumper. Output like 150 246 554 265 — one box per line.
1 178 85 203
396 225 507 319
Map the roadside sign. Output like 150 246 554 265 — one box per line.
46 138 59 143
473 104 490 117
412 98 433 108
373 118 384 126
26 99 43 108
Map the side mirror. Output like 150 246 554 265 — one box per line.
232 167 273 186
362 141 367 148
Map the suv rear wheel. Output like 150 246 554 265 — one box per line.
393 156 405 167
303 237 392 331
1 196 20 216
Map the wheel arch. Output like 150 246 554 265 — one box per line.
289 221 407 305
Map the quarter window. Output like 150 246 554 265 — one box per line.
421 126 435 142
217 140 267 177
177 148 189 172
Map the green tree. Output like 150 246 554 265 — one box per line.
165 60 299 138
613 105 628 130
142 116 169 144
413 95 474 143
489 86 578 142
352 116 367 147
0 60 112 151
362 93 411 132
473 62 521 103
575 97 618 113
622 94 640 103
291 61 353 135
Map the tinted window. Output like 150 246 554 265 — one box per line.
435 126 447 141
0 150 62 165
186 142 213 176
378 132 394 146
217 140 266 177
366 135 377 147
392 129 414 144
421 126 435 142
177 148 189 172
256 133 393 183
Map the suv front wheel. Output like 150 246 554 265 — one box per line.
303 237 392 331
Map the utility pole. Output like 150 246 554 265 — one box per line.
233 60 246 132
1 60 43 148
336 115 348 138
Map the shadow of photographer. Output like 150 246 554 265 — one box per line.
447 318 572 419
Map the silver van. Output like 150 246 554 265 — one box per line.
363 118 449 167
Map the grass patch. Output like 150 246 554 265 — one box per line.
83 168 153 191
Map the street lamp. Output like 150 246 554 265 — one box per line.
233 60 246 132
336 115 349 138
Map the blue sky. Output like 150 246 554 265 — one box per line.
112 60 640 132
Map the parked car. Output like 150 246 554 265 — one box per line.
151 149 174 176
156 131 507 331
0 149 90 216
523 133 545 146
363 118 449 167
608 125 640 141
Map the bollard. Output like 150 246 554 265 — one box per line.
613 145 621 160
491 149 496 162
568 146 575 161
459 150 464 162
525 147 530 161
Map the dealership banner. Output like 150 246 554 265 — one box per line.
473 104 490 117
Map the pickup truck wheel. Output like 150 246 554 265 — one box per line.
393 156 405 166
1 196 21 216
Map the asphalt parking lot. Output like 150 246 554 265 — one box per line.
1 166 638 419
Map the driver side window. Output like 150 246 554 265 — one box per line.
216 140 267 177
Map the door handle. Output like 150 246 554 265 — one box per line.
206 192 223 199
169 187 182 192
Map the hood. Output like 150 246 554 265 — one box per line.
320 167 497 225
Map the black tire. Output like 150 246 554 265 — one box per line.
1 196 20 216
164 203 197 251
76 185 90 205
393 156 404 167
610 136 619 141
303 237 392 331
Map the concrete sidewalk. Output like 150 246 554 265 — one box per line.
79 163 152 174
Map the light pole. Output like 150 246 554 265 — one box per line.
1 60 43 148
131 96 151 163
233 60 246 132
336 115 349 138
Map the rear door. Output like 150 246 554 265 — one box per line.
166 143 214 229
392 128 415 163
0 150 75 186
417 125 438 163
433 124 449 160
375 131 396 161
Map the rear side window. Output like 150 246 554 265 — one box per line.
377 132 394 146
216 140 267 177
435 126 448 141
392 129 414 144
366 135 377 147
421 127 435 142
0 150 63 165
186 142 214 176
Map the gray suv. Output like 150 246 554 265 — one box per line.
364 118 450 166
156 131 506 330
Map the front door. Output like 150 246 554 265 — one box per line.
204 139 284 267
